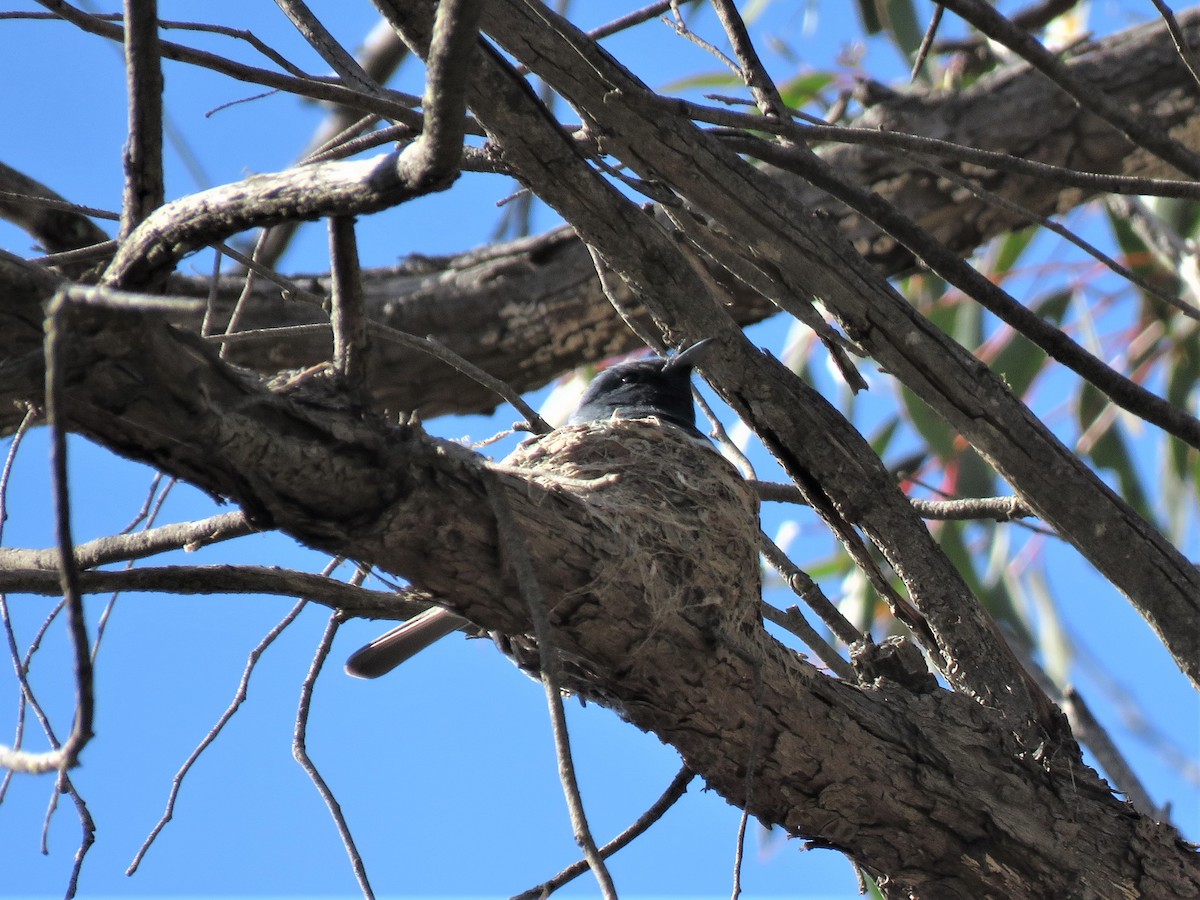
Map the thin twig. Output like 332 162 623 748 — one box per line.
293 583 375 898
127 597 310 873
750 479 1036 521
219 229 270 360
0 564 406 615
511 766 696 899
759 602 856 680
912 5 945 80
901 149 1200 321
586 245 664 353
758 532 863 648
694 390 756 480
59 775 96 900
327 216 368 393
0 405 39 802
0 291 96 775
272 0 380 94
662 95 1200 201
0 510 253 571
485 476 617 900
52 282 205 314
937 0 1200 180
1149 0 1200 91
215 241 327 307
204 319 551 433
0 189 120 221
709 0 789 120
732 665 766 900
731 805 748 900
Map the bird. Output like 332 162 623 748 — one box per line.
345 341 722 679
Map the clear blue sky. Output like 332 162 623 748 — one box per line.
1 2 1196 898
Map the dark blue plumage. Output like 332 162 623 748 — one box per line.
568 340 711 439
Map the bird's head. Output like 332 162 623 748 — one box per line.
567 341 712 437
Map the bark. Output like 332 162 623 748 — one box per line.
3 10 1200 423
13 271 1195 900
2 5 1198 898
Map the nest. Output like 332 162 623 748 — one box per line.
495 418 762 643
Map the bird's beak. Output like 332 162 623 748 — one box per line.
664 338 715 372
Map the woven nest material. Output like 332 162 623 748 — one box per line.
494 418 762 643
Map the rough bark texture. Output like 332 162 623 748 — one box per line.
2 4 1198 898
4 11 1200 425
25 286 1198 900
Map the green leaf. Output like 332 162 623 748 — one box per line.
987 225 1038 278
1145 195 1200 238
868 416 900 459
955 447 996 500
855 0 883 35
901 386 957 460
659 70 747 94
1165 332 1200 482
989 288 1072 398
778 71 835 110
879 0 925 60
1077 385 1153 520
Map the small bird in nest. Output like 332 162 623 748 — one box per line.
345 340 761 679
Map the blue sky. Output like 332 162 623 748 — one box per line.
1 2 1196 897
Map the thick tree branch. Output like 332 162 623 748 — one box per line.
467 0 1200 691
0 256 1190 894
8 12 1200 431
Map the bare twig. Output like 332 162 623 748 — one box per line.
120 0 164 239
586 245 664 353
731 805 748 900
759 602 856 680
750 479 1037 522
294 601 375 899
0 405 39 801
327 216 368 392
511 766 696 899
0 564 406 615
273 0 380 94
29 240 120 269
758 532 864 649
0 511 252 571
732 667 766 900
912 4 945 80
0 291 95 775
937 0 1200 180
53 282 205 314
34 1 427 130
668 96 1200 202
485 475 617 899
127 597 310 873
1149 0 1200 91
399 0 484 188
59 776 96 900
709 0 789 120
219 229 270 360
